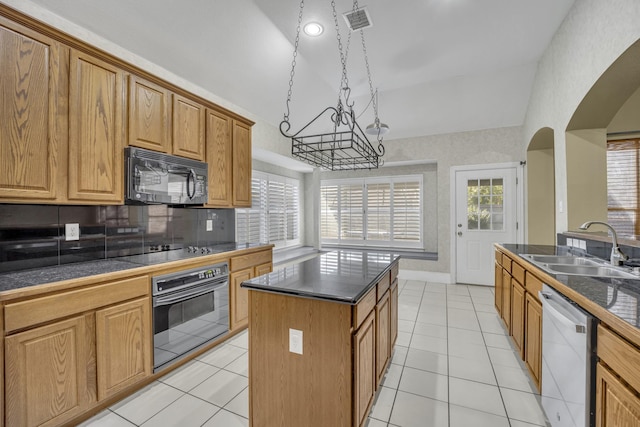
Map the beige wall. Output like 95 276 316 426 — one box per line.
527 147 555 245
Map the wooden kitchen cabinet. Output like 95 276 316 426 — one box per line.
596 362 640 427
128 74 171 153
494 256 503 314
0 18 67 203
375 289 391 385
95 297 152 400
205 109 233 207
232 120 252 207
68 49 125 204
229 249 273 331
390 278 398 348
525 292 542 390
3 275 151 427
510 278 525 358
501 267 511 332
354 311 376 427
172 94 205 161
5 315 94 427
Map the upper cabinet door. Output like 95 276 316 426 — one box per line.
172 94 205 161
128 75 171 153
68 50 125 204
0 19 67 202
232 120 252 207
206 109 233 207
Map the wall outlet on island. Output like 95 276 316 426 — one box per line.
206 219 213 231
65 223 80 241
289 328 303 355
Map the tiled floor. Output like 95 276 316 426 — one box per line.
81 278 549 427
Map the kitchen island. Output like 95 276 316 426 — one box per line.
241 250 400 427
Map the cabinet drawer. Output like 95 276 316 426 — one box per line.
512 261 525 285
495 250 503 266
390 262 399 282
502 254 512 272
230 250 272 271
525 271 543 298
5 276 149 333
377 273 390 300
598 325 640 393
353 287 377 330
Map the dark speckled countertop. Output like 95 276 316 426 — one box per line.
0 242 267 292
241 250 400 304
501 244 640 331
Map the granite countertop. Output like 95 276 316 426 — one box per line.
241 250 400 304
0 242 268 292
500 243 640 330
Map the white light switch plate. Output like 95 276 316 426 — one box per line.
206 219 213 231
65 223 80 241
289 328 303 355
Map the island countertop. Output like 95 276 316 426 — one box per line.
241 249 400 304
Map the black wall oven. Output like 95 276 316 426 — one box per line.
152 262 229 372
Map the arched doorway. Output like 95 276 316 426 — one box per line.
527 128 555 245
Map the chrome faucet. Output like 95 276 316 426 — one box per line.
579 221 628 266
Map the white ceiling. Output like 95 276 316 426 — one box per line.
25 0 576 142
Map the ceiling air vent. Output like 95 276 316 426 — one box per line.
343 7 372 31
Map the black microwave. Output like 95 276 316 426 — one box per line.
125 147 208 205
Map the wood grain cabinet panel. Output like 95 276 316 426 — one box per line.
501 268 511 332
511 278 525 358
68 50 125 203
525 292 542 391
495 261 503 314
96 297 152 400
375 290 391 386
172 94 205 161
5 315 95 427
230 268 251 331
390 279 398 348
354 311 376 427
205 109 233 207
0 19 67 202
254 262 272 277
596 362 640 427
128 75 171 152
232 120 252 207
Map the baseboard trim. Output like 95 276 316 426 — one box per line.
398 270 451 283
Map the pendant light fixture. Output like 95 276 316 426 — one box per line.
280 0 386 171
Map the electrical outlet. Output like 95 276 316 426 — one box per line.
65 223 80 241
289 328 303 355
206 219 213 231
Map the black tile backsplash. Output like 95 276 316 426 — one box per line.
0 204 235 273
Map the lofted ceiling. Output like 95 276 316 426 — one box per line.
23 0 575 144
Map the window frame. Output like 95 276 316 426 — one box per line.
320 174 424 249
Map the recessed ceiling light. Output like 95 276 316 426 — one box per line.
303 22 324 37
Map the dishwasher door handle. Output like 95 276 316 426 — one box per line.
539 290 587 333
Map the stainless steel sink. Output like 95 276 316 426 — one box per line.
520 254 639 279
521 254 602 266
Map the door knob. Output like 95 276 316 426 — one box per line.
457 231 463 236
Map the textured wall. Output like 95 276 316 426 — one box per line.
523 0 640 232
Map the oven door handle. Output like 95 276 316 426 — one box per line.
154 280 227 307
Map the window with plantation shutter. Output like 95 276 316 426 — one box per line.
236 172 300 248
321 175 423 249
607 139 640 235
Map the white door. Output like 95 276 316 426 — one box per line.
455 167 518 285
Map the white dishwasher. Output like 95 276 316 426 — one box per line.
539 284 597 427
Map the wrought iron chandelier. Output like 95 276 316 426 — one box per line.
280 0 386 171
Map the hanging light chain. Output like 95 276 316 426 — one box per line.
331 0 350 109
284 0 306 123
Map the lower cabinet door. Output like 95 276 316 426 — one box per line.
525 293 542 391
376 290 391 385
390 280 398 348
254 262 272 277
354 311 376 427
5 315 94 427
230 268 252 330
510 279 525 358
502 268 512 332
494 261 503 315
96 297 152 400
596 362 640 427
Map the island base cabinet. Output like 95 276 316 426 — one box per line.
596 362 640 427
375 290 391 386
354 312 376 427
524 293 542 391
5 315 95 427
96 297 152 400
